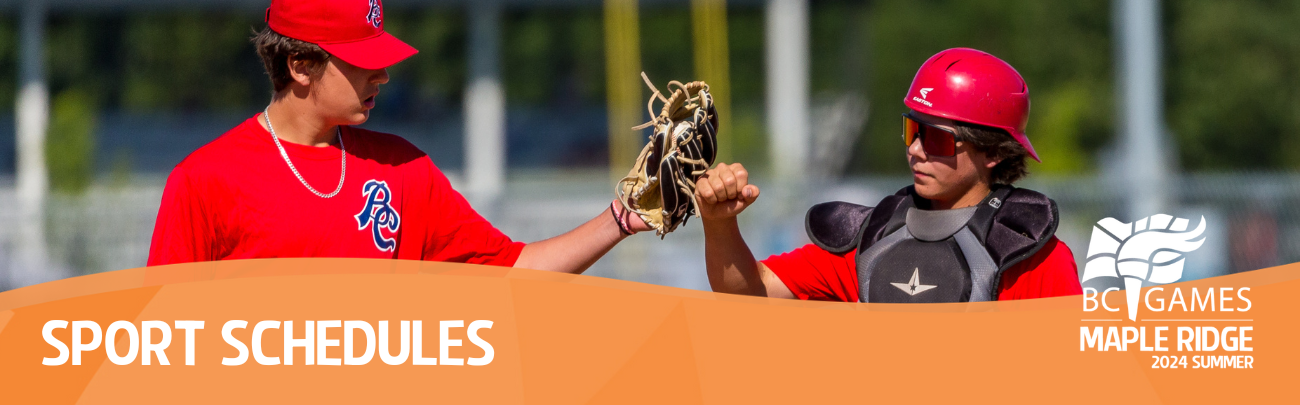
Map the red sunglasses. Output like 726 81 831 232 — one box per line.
902 113 963 157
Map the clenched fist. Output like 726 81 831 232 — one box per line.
695 162 760 220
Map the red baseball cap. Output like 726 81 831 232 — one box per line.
266 0 418 70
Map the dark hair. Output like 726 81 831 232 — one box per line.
954 123 1029 185
252 27 330 92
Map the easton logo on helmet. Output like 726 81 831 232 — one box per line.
919 88 934 99
366 0 382 28
355 180 401 252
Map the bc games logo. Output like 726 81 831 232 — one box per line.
1081 214 1207 320
1078 214 1255 369
355 180 401 252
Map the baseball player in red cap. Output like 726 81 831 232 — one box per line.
148 0 652 271
696 48 1081 302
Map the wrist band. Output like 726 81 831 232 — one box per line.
610 201 634 236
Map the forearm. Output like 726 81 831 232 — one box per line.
514 207 626 274
702 217 767 296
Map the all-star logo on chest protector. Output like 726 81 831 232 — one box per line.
863 211 976 303
892 268 938 296
355 180 400 252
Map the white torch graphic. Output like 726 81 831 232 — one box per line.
1080 214 1207 320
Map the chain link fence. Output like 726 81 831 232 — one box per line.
2 171 1295 292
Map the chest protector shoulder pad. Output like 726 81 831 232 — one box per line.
804 185 1058 303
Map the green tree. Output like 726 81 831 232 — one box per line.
1167 0 1300 170
46 89 97 193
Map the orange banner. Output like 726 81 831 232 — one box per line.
0 259 1295 404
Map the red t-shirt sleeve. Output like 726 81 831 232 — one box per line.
761 244 859 302
419 159 524 266
995 236 1082 300
147 165 218 266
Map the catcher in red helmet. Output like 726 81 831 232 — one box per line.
697 48 1081 302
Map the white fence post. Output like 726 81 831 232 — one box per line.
12 0 52 288
1116 0 1171 219
464 0 506 214
765 0 809 182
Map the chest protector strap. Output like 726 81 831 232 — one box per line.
804 185 1059 303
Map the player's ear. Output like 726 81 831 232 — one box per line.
286 54 317 87
983 152 1003 170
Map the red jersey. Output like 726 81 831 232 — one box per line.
147 115 524 266
762 236 1081 301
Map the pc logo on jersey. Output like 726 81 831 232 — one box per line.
1081 214 1208 320
365 0 383 28
356 180 401 252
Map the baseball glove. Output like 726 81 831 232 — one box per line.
616 72 719 237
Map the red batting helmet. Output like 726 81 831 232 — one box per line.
903 48 1038 162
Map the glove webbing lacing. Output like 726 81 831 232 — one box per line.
615 72 715 236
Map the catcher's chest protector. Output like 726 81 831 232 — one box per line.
805 186 1059 303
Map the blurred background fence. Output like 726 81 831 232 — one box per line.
1 172 1294 291
3 0 1300 292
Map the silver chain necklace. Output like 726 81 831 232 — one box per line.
263 107 346 198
